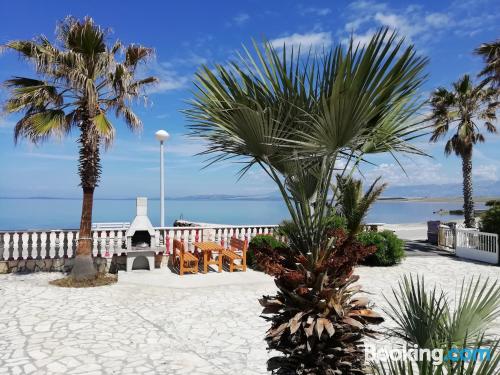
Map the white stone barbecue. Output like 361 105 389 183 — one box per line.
125 197 157 249
124 197 157 271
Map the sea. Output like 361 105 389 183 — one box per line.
0 198 487 231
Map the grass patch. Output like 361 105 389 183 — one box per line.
49 273 117 288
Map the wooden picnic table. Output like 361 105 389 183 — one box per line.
194 241 225 273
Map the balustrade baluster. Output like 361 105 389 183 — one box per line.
41 232 48 259
221 228 227 248
165 230 171 256
65 232 71 258
188 230 193 253
27 232 33 260
0 233 5 261
154 229 160 249
215 229 220 246
35 232 42 259
244 228 249 247
104 231 111 257
15 232 23 259
46 232 54 259
72 231 79 258
116 231 123 255
100 231 107 257
61 232 68 258
91 231 98 257
7 233 14 260
109 231 116 256
54 231 61 259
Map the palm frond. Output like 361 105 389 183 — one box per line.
92 112 115 148
446 277 500 347
14 109 69 143
384 275 448 349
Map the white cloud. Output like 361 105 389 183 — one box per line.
349 1 388 13
346 30 378 47
425 13 451 27
270 32 332 50
232 13 250 26
473 165 498 181
299 7 331 16
342 2 454 47
140 59 190 94
361 158 461 186
345 16 371 32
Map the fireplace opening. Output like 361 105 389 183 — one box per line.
131 231 151 248
132 255 150 270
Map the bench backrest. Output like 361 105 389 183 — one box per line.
230 237 247 252
173 239 185 257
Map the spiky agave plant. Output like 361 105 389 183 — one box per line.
371 276 500 374
185 28 428 373
260 233 383 374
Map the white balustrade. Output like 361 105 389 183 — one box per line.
456 229 499 264
0 224 281 263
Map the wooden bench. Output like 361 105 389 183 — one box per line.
173 239 199 275
222 237 247 272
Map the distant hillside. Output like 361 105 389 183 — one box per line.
2 181 499 201
383 181 500 198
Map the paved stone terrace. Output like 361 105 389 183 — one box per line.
0 256 498 375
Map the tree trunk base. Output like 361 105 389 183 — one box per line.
71 255 97 281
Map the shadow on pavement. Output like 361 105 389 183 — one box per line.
404 240 455 257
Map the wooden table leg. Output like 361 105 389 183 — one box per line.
218 251 222 272
204 251 208 273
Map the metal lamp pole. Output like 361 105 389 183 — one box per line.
155 130 170 227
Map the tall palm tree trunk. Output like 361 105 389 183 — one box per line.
462 150 475 228
71 120 100 280
72 187 97 279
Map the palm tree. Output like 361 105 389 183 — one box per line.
429 75 498 228
2 17 157 280
186 29 428 374
372 275 500 374
336 177 387 238
475 39 500 89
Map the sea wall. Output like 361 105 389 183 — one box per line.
0 254 170 275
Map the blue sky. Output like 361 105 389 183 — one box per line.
0 0 499 199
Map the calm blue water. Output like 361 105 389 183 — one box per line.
0 198 486 231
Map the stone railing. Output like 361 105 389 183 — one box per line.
0 225 280 273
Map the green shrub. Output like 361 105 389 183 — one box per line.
324 214 347 231
480 205 500 237
357 230 405 266
485 199 500 207
247 234 287 267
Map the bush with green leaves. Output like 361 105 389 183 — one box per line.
250 234 287 250
247 234 287 268
357 230 405 266
324 214 347 231
485 199 500 207
480 205 500 237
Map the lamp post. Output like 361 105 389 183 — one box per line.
155 130 170 227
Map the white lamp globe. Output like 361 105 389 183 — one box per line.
155 130 170 142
